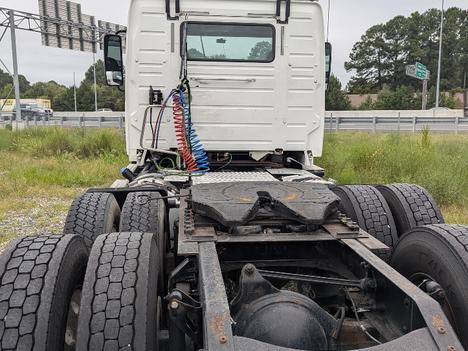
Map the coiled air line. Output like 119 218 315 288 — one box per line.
152 79 209 174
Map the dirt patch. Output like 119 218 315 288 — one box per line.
0 197 71 252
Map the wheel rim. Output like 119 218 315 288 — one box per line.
64 288 82 350
409 272 458 335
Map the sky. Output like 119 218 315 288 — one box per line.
1 0 468 88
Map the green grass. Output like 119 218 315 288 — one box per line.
0 128 127 246
0 128 466 247
317 131 468 223
0 128 127 191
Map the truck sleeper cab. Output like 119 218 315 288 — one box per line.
121 0 327 168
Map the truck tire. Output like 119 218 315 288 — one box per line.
63 192 121 250
120 192 166 292
391 225 468 348
376 184 444 237
0 234 88 351
332 185 399 261
76 232 160 351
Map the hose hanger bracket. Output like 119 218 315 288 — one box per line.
276 0 291 24
166 0 181 20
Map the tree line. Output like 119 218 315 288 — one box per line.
327 7 468 110
2 7 467 111
0 60 124 111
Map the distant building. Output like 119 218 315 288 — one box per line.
347 94 378 108
0 99 52 112
347 93 465 109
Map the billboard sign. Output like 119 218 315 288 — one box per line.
37 0 125 53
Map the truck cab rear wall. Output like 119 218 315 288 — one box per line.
124 0 325 161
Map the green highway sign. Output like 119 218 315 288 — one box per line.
415 62 428 79
406 62 430 81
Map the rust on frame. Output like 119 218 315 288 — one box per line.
210 312 229 336
432 314 446 330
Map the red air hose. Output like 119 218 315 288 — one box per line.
172 92 198 172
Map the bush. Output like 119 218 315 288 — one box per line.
373 86 420 110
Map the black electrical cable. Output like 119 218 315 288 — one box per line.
214 153 233 171
180 21 189 80
154 89 177 149
181 79 193 152
345 289 382 345
149 107 155 141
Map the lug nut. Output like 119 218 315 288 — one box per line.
244 264 255 275
170 300 179 310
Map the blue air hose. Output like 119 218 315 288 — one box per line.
179 88 210 173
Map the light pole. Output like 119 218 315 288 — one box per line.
435 0 445 108
326 0 331 42
9 10 21 129
92 52 98 111
73 72 77 112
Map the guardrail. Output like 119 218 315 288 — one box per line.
0 112 125 129
1 111 467 133
325 114 468 133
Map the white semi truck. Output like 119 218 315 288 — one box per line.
1 1 468 350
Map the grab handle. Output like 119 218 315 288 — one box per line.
191 77 256 84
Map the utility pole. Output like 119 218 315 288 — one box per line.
435 0 445 108
9 10 21 128
464 71 468 117
73 72 77 112
93 52 98 111
326 0 331 42
422 79 428 110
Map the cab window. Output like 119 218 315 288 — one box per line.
182 22 275 63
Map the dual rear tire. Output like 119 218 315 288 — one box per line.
332 185 398 261
64 193 121 250
333 183 445 259
376 184 445 235
59 191 167 350
0 235 88 351
0 232 163 351
63 191 166 253
76 232 161 351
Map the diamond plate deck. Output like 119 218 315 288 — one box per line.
192 172 278 185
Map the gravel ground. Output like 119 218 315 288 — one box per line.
0 196 72 252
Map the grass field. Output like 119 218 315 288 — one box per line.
317 131 468 224
0 127 466 248
0 128 127 248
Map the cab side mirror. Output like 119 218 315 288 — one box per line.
325 42 332 87
104 34 124 86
